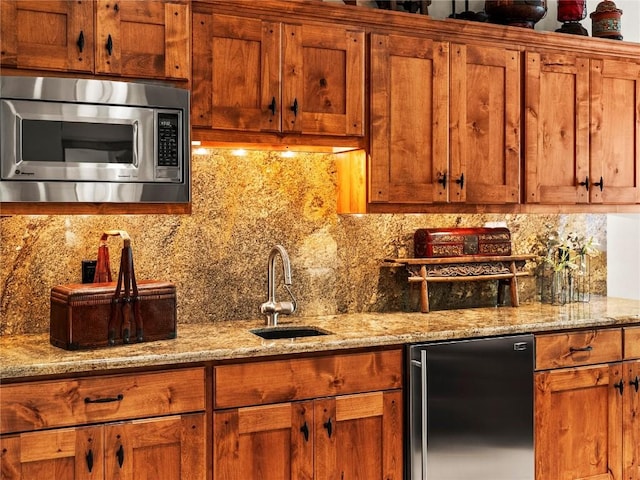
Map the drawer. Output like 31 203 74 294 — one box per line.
214 349 402 409
535 329 622 370
0 367 205 434
624 326 640 360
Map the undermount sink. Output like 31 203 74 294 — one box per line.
250 326 332 340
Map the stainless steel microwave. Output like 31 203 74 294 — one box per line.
0 76 190 203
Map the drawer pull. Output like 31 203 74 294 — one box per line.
614 380 624 395
631 376 640 393
569 346 593 353
116 444 125 468
84 394 124 404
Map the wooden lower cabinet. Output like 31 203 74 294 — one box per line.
213 391 402 480
535 327 640 480
1 414 206 480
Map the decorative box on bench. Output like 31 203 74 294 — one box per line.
414 227 512 258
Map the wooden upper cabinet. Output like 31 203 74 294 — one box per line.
526 53 640 205
0 0 190 82
591 57 640 204
450 44 520 204
94 0 190 81
369 33 449 204
525 51 590 204
0 0 94 73
192 12 364 136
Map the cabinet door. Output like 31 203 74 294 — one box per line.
0 426 103 479
450 44 520 204
95 0 190 81
104 413 206 480
315 391 403 480
370 33 449 204
624 360 640 480
192 13 281 131
282 23 364 136
213 402 313 480
525 52 590 204
0 0 94 72
535 364 623 480
590 58 640 204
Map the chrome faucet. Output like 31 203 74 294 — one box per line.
259 245 297 326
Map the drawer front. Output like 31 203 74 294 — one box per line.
214 349 403 409
624 326 640 360
0 367 205 434
535 329 622 370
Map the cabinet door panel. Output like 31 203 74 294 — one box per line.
0 426 103 480
525 52 590 204
283 24 364 136
0 0 94 72
590 58 640 204
370 33 449 204
535 364 623 480
213 403 313 480
105 414 205 480
315 391 403 480
451 44 520 204
624 360 640 480
95 0 189 80
193 13 281 131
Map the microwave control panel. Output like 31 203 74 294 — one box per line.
156 111 182 181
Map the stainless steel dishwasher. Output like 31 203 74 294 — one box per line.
407 334 534 480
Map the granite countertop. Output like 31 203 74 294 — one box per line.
1 297 639 381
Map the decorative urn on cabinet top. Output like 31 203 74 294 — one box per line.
590 0 623 40
484 0 547 28
556 0 588 35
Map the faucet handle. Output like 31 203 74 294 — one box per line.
283 284 297 314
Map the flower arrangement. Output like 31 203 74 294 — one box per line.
540 231 600 304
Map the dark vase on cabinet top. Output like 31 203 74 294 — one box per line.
485 0 548 28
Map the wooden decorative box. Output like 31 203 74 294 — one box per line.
414 227 512 258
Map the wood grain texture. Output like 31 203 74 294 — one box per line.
369 33 449 204
214 350 402 409
525 51 590 204
0 368 205 434
535 329 622 370
625 327 640 360
623 360 640 480
450 43 520 204
534 364 623 480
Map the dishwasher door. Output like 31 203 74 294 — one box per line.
407 334 534 480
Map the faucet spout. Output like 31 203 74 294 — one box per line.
260 245 297 326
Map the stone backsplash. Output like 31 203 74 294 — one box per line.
0 149 606 335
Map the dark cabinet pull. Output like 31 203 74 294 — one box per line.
116 444 124 468
614 380 624 395
323 418 332 438
593 176 604 192
631 376 640 392
455 173 465 189
106 34 113 56
268 97 277 116
437 172 447 189
569 345 593 353
77 31 85 53
300 422 309 442
291 98 299 117
84 394 124 404
578 176 589 191
86 449 94 472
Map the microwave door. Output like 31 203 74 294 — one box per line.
2 99 153 182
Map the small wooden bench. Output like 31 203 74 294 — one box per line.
384 254 537 312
